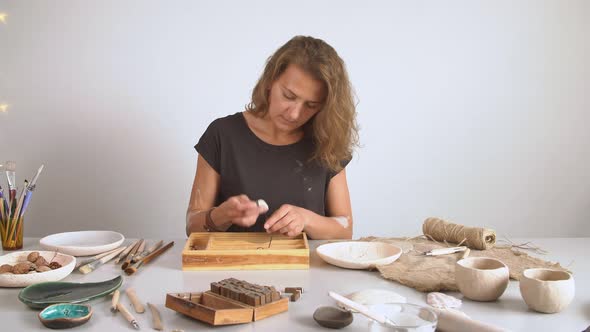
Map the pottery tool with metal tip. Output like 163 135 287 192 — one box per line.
423 246 467 256
126 288 145 313
117 303 140 330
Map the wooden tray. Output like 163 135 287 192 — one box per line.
182 232 309 270
165 291 289 325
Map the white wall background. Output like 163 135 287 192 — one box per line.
0 0 588 239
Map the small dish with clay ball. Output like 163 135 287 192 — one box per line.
0 250 76 288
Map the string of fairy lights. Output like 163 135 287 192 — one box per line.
0 11 8 112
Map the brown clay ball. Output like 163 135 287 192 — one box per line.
48 262 62 270
0 264 13 274
27 252 40 263
13 262 32 274
36 265 52 272
34 256 48 266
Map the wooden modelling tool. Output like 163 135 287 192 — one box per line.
126 288 145 313
147 302 164 331
111 290 120 313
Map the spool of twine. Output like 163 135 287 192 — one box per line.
422 217 496 250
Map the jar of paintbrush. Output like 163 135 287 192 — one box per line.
0 162 44 250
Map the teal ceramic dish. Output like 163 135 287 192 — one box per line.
38 303 93 329
18 275 122 309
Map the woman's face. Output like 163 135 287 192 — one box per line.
266 64 326 133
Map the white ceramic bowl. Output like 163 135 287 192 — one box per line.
455 257 509 301
519 268 575 313
40 231 125 256
0 251 76 288
316 241 402 270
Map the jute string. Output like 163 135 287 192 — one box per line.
422 217 496 250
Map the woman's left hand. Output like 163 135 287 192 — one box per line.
264 204 311 237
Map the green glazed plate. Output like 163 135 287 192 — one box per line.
18 275 122 309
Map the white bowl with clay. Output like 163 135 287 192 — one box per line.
455 257 509 301
316 241 402 270
0 251 76 288
519 268 575 313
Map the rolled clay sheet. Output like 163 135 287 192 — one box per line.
433 308 510 332
423 217 496 250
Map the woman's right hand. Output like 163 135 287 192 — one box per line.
217 194 268 228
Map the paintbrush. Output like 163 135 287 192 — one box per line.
124 241 174 275
6 180 27 241
122 239 144 269
131 240 163 263
4 161 16 211
130 240 146 262
115 239 140 264
75 246 127 268
79 246 126 274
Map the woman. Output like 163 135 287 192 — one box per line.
186 36 359 240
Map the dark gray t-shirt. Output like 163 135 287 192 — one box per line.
195 112 348 233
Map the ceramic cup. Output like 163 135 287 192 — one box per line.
519 268 575 313
455 257 509 301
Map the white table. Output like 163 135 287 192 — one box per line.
1 238 588 331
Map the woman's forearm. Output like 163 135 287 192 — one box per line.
186 207 233 236
304 214 352 240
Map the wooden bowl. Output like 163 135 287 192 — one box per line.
455 257 509 301
519 268 575 313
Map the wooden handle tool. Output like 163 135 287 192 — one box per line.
125 241 174 276
76 246 126 269
126 288 145 313
115 239 140 264
117 303 140 330
122 239 144 269
78 246 127 274
111 290 120 313
132 240 163 264
147 302 164 331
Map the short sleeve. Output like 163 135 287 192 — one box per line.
327 157 352 180
194 119 221 173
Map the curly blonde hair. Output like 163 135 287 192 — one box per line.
246 36 359 172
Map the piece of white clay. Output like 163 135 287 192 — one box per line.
332 216 350 228
256 199 269 212
427 292 462 309
337 289 406 312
